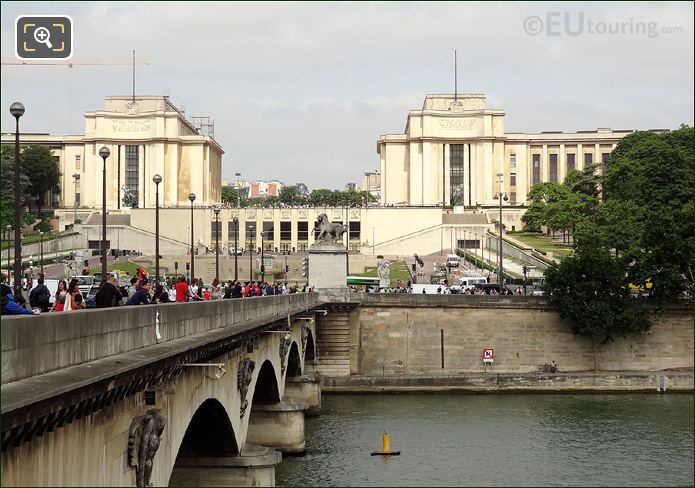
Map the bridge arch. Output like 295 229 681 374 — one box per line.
305 329 316 362
169 398 238 486
286 341 302 378
252 359 281 405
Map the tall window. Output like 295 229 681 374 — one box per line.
280 222 291 241
228 220 239 242
549 154 558 182
567 153 576 172
75 155 81 170
349 221 361 241
246 222 256 251
297 221 309 241
125 145 139 207
584 153 593 168
262 221 274 241
510 154 516 169
211 221 222 241
532 154 541 185
510 192 517 205
510 173 517 187
450 144 465 206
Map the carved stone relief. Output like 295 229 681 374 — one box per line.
127 408 167 487
237 358 255 418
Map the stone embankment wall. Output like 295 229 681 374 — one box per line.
349 295 693 376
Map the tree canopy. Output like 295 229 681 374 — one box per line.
220 184 376 208
538 126 693 366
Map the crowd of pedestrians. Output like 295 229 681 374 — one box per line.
1 270 312 316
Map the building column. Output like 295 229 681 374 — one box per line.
541 144 548 183
169 444 281 487
284 374 321 417
577 143 583 170
558 143 566 183
246 400 307 454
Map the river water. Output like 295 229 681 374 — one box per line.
276 394 694 487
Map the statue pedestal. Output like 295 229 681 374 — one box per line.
308 241 348 290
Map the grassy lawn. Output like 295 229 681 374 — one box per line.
89 260 151 277
362 260 412 286
507 231 573 258
1 233 56 250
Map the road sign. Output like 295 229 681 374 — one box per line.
482 348 494 363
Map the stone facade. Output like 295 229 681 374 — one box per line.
378 93 665 207
1 96 223 210
348 295 693 375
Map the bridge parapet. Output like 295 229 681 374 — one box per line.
1 293 320 384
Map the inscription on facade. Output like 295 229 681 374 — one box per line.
112 119 152 133
438 118 479 133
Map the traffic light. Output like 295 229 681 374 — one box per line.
411 263 416 272
285 265 290 273
186 262 190 271
302 257 309 278
260 264 265 277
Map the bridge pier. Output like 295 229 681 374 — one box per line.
169 444 281 487
246 400 307 455
284 374 322 417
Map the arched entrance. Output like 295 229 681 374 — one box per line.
169 399 238 486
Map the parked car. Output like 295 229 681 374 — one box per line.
74 275 94 296
85 286 99 308
228 247 244 256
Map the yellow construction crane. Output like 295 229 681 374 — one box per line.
1 58 149 68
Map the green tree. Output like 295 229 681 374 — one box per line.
309 189 336 206
221 186 239 205
279 186 305 205
1 146 32 230
543 243 652 371
21 145 61 214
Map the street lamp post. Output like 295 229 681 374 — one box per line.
39 231 44 277
188 193 196 283
153 174 162 286
494 172 508 288
233 217 239 281
10 102 25 289
99 147 110 281
73 173 80 226
260 231 265 282
248 224 254 282
5 225 11 276
213 206 220 280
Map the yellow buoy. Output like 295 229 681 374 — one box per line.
370 431 401 456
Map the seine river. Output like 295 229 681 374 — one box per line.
276 393 694 487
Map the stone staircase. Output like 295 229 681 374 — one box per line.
314 310 351 377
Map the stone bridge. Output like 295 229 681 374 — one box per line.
1 294 322 487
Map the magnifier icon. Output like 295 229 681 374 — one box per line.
33 27 53 49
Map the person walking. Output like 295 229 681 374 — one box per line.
65 278 82 311
2 273 38 315
52 280 68 311
127 279 151 305
29 277 52 312
210 278 222 300
150 284 170 304
175 276 190 302
95 276 123 308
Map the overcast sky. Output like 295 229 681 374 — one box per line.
2 1 693 189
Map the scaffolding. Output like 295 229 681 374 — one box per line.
191 116 215 140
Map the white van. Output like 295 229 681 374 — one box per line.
452 276 488 292
446 254 461 267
